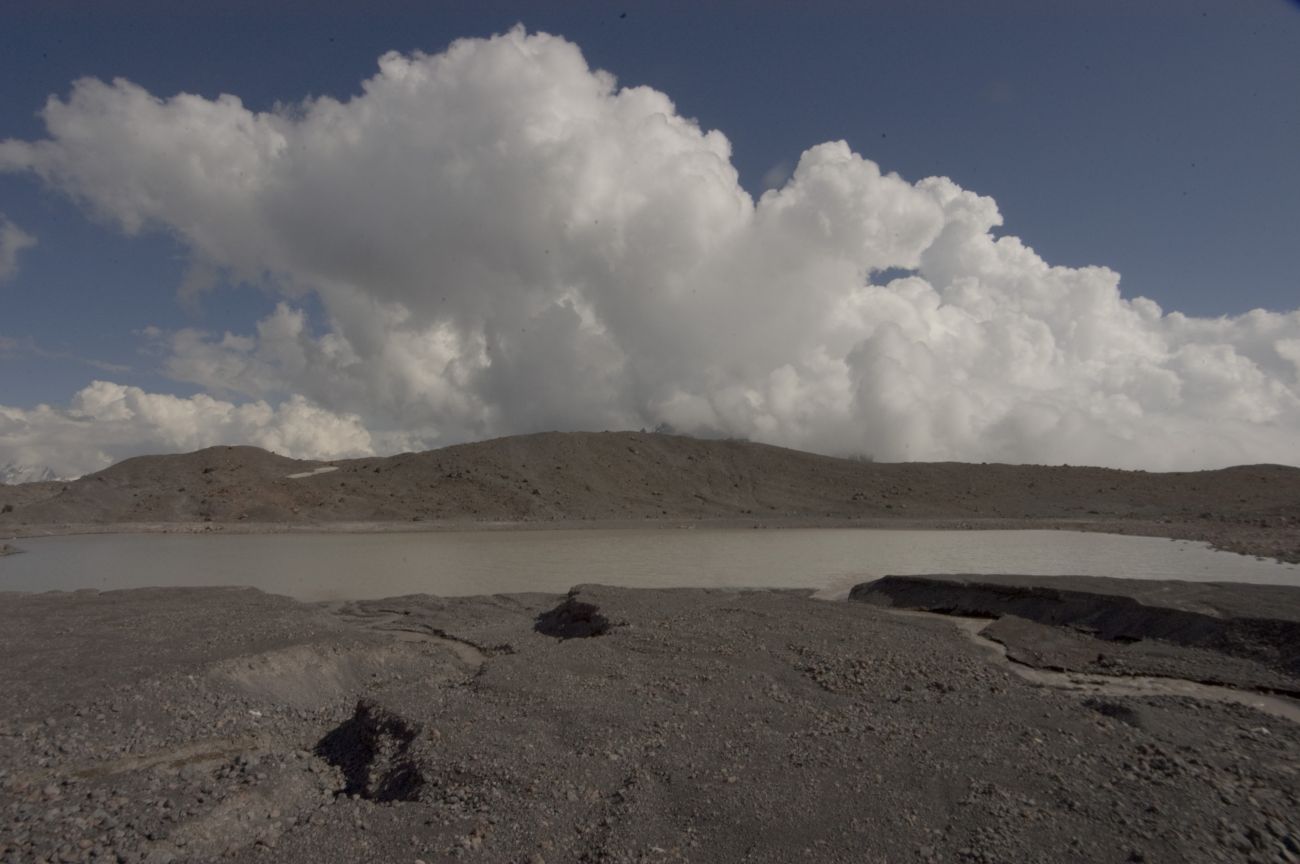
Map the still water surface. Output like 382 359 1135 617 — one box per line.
2 528 1298 601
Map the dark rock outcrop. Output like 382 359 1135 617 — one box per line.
535 593 611 639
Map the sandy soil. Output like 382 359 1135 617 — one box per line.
1 578 1298 864
2 431 1298 562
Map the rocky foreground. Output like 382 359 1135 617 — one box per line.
1 577 1298 864
2 432 1298 562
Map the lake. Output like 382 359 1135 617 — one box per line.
2 528 1297 601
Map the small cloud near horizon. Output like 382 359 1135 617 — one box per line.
0 214 36 283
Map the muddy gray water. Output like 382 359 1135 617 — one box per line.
1 527 1297 600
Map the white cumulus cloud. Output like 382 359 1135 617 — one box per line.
0 382 374 479
0 214 36 283
1 26 1297 472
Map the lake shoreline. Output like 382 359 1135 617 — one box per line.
5 524 1297 600
3 513 1297 564
4 433 1297 566
1 578 1297 862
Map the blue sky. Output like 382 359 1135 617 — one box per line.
0 1 1298 475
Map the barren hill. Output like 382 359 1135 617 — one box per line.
1 431 1297 560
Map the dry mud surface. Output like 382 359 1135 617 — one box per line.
2 579 1299 864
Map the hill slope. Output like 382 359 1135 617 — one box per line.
1 431 1297 559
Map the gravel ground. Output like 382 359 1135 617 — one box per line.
2 581 1298 863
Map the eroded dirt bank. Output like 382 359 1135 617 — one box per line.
852 574 1300 693
2 581 1298 863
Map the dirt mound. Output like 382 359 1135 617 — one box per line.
207 642 452 711
2 431 1298 560
534 593 612 639
0 445 312 525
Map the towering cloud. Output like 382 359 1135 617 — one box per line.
1 27 1297 476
